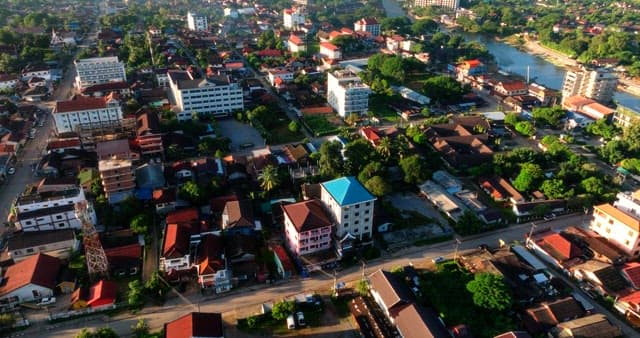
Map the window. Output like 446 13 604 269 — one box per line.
56 215 63 220
365 210 370 214
58 223 65 227
354 220 359 225
343 223 349 228
364 226 369 231
354 228 359 233
26 248 34 253
606 227 611 234
626 240 631 246
365 202 371 206
364 218 370 222
630 230 635 237
355 204 360 209
355 212 359 217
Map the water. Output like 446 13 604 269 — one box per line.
381 0 407 18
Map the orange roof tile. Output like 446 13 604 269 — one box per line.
320 42 339 51
0 254 61 296
595 203 640 231
165 312 223 338
542 233 582 260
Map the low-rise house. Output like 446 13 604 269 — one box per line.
135 109 163 157
480 176 525 205
283 144 309 164
419 180 466 222
288 35 306 53
621 262 640 289
153 187 177 214
195 234 232 292
563 226 627 265
0 253 61 307
222 200 258 234
394 303 451 338
527 230 582 269
104 243 142 276
47 138 82 154
368 269 413 323
320 42 342 60
522 297 585 334
160 223 193 274
494 81 528 97
6 229 78 262
570 260 629 296
21 64 51 81
512 200 566 222
135 162 165 190
360 126 382 146
0 74 18 90
86 280 117 308
424 117 494 168
164 312 224 338
550 313 620 338
282 199 333 256
271 244 294 279
267 69 294 87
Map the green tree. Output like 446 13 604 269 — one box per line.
457 210 484 235
514 121 535 137
466 273 512 311
580 176 605 195
128 279 144 309
319 141 344 178
130 214 151 235
412 19 438 36
586 119 618 140
358 162 386 183
344 138 377 176
376 137 393 160
399 155 429 184
179 181 204 205
76 327 120 338
131 318 150 338
288 120 300 133
422 75 469 104
272 300 295 321
365 176 392 197
513 163 543 192
540 179 566 199
259 165 280 193
380 55 406 83
145 271 170 301
531 105 566 127
504 113 519 126
356 279 369 296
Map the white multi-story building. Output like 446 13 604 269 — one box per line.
354 18 381 36
283 7 305 29
187 11 208 32
561 66 618 104
327 68 371 117
590 191 640 257
74 56 126 90
414 0 460 10
320 176 376 244
14 178 96 232
168 70 244 121
53 93 123 134
267 69 294 87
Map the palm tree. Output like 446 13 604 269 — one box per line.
376 137 392 160
259 165 280 193
393 135 411 160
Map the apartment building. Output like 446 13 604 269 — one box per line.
414 0 460 10
74 56 126 90
282 199 333 256
7 229 78 262
187 11 208 32
13 178 95 232
319 42 342 60
136 110 164 157
320 176 376 247
327 69 371 117
590 191 640 257
613 104 640 128
167 70 244 121
53 93 123 134
98 159 135 204
283 7 305 29
561 66 618 104
354 17 381 36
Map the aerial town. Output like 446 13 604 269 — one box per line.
1 0 640 337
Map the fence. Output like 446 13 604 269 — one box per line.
48 303 117 321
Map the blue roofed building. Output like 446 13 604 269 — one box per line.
320 177 376 253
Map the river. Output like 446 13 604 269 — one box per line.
380 0 640 110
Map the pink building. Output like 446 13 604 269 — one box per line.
282 199 332 256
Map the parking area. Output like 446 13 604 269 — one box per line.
387 193 449 226
217 119 265 153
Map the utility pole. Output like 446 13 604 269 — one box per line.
361 260 366 281
526 222 537 248
453 237 462 261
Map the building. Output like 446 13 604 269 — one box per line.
7 229 78 262
95 139 132 161
167 70 243 121
74 57 126 90
86 280 117 308
53 93 123 134
164 312 224 338
319 42 342 60
288 35 306 53
354 17 380 36
561 66 618 104
320 176 375 246
282 200 333 256
283 7 305 29
194 234 232 292
394 304 450 338
221 200 257 234
187 11 208 32
98 158 135 204
135 110 164 157
551 313 620 338
327 69 371 117
160 223 193 274
590 191 640 257
0 253 61 307
0 74 18 90
368 269 413 322
414 0 460 10
267 69 294 87
14 178 94 232
613 104 640 128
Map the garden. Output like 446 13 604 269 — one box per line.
301 114 342 136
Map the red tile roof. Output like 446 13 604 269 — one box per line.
282 199 332 232
272 244 294 272
356 17 379 25
360 126 382 145
320 42 339 51
166 208 199 225
197 235 224 275
163 223 190 258
289 35 303 45
104 243 142 268
0 253 61 296
153 187 176 204
498 81 527 92
542 233 582 261
87 280 117 308
463 59 482 68
55 93 118 113
46 138 81 150
622 262 640 289
165 312 223 338
301 106 334 115
256 49 283 57
619 290 640 305
0 143 16 154
225 62 244 70
210 194 238 215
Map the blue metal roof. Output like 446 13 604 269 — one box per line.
321 176 375 206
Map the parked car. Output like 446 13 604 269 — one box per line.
543 213 557 221
432 256 446 264
7 167 15 175
37 297 56 306
296 312 306 326
286 314 296 330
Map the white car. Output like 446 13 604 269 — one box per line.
37 297 56 306
7 167 15 175
432 256 446 264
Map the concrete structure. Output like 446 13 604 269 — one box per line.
590 191 640 257
354 18 381 36
0 254 61 307
320 177 376 244
282 200 333 256
287 35 306 53
98 159 135 204
267 69 294 87
168 70 243 121
561 66 618 104
327 69 371 117
415 0 460 10
283 7 305 29
53 93 123 134
187 11 208 32
74 57 126 90
7 229 78 262
614 105 640 128
320 42 342 60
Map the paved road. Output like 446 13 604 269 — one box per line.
11 214 589 338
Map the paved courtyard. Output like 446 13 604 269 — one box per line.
217 119 265 153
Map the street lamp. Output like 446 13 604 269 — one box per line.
453 237 462 261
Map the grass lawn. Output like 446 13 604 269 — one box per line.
270 122 304 144
302 114 340 136
369 94 400 122
421 262 517 337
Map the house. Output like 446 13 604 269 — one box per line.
267 69 294 87
135 163 165 190
386 35 404 52
21 64 51 81
135 110 163 157
614 290 640 326
6 229 78 262
570 260 629 296
195 234 232 292
563 226 627 265
0 74 18 90
283 144 309 164
282 200 333 256
153 187 177 214
81 81 130 97
368 269 413 322
457 59 487 77
53 93 123 134
47 138 82 153
96 139 132 161
512 200 566 222
550 313 620 338
528 83 558 106
419 180 466 222
288 35 306 53
271 244 294 279
87 280 117 308
393 304 450 338
590 192 640 257
522 297 586 333
0 253 61 306
320 176 376 249
360 127 382 146
160 223 193 274
222 200 257 234
432 170 463 194
354 17 380 36
104 243 142 276
480 176 525 204
424 117 494 168
164 312 224 338
621 262 640 289
527 230 582 269
320 42 342 60
494 81 528 97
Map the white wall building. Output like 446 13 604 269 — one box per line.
414 0 460 10
7 229 79 262
168 70 244 121
74 56 126 90
562 66 618 104
53 93 123 134
320 176 376 243
354 18 381 36
0 254 60 307
590 191 640 257
283 7 305 29
327 69 371 117
0 74 18 90
267 69 294 87
187 11 208 32
319 42 342 60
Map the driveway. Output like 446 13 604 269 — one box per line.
217 119 265 153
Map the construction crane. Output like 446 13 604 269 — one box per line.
76 201 109 279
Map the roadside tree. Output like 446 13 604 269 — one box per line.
466 273 512 311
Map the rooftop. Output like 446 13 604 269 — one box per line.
321 176 375 206
282 199 333 232
0 253 61 296
7 229 75 251
164 312 223 338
